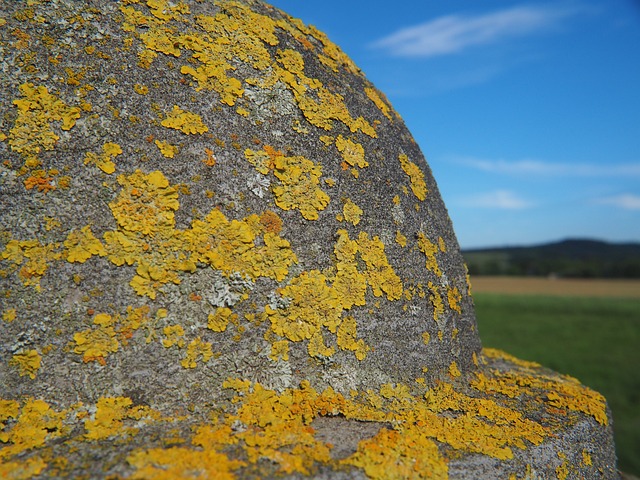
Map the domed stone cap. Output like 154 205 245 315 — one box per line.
0 1 618 478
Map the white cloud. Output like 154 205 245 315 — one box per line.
371 5 580 58
595 194 640 210
454 156 640 177
460 190 534 209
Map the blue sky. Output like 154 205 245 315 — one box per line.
268 0 640 249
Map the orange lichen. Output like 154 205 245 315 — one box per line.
161 105 208 134
83 142 122 174
259 210 283 234
23 171 56 193
9 349 42 379
202 147 216 167
398 154 427 201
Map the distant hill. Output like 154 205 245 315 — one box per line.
462 239 640 278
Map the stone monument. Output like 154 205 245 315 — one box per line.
0 0 619 478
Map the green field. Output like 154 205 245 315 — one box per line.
473 293 640 476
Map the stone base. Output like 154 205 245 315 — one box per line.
0 349 618 479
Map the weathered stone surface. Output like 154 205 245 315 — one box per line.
0 1 619 478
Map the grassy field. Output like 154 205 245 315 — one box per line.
470 277 640 475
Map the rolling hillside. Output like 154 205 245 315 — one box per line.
462 239 640 278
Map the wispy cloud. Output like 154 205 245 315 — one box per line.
371 5 581 58
595 194 640 210
455 156 640 177
460 190 534 209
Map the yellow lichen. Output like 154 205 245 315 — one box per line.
9 349 42 379
427 282 444 321
8 83 80 171
128 444 244 480
417 232 443 277
63 226 107 263
395 230 407 247
161 324 185 348
0 456 47 480
356 232 403 301
73 307 154 364
161 105 208 134
2 308 17 323
0 398 68 461
335 134 368 169
266 270 341 344
364 87 394 121
336 316 370 360
85 396 160 441
446 286 462 314
154 139 179 158
342 199 363 226
83 142 122 174
226 381 333 475
208 306 237 333
398 154 427 201
244 148 273 174
474 349 608 426
269 339 290 362
0 237 61 290
344 427 448 479
181 337 213 368
73 314 119 364
272 152 330 220
133 83 149 95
